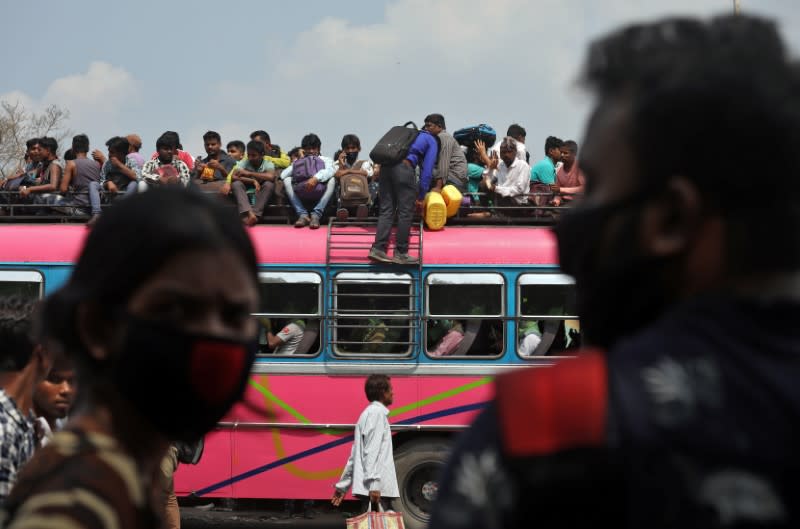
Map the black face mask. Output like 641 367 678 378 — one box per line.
112 316 257 442
554 192 680 349
345 152 359 165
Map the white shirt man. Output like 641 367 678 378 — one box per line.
332 375 399 512
484 138 531 205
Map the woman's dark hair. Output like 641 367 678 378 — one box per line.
246 140 266 157
364 374 390 402
287 147 302 159
42 187 258 363
26 138 40 150
63 149 76 161
340 134 361 150
300 134 321 151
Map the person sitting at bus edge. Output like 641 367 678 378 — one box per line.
429 320 465 357
18 137 63 208
141 133 191 187
2 187 259 529
226 140 277 227
430 14 800 528
483 137 531 211
226 140 246 162
280 133 336 229
551 139 586 206
333 134 374 221
192 130 236 193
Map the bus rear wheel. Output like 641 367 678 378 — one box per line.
394 438 450 529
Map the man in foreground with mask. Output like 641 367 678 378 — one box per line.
1 187 260 529
429 14 800 529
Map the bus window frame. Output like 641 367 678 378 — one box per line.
424 272 506 360
0 269 45 299
516 272 579 359
331 271 416 359
253 270 323 358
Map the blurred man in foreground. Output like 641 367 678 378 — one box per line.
431 14 800 528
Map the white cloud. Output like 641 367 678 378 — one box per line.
0 61 140 144
226 0 766 155
43 62 139 117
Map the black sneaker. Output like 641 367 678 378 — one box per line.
392 252 419 265
336 208 349 221
294 214 310 228
368 247 392 263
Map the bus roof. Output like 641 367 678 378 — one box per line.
0 224 558 266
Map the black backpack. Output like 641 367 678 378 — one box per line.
369 122 419 166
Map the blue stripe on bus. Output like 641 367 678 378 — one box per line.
192 401 489 497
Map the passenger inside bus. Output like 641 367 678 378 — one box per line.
426 275 504 357
427 319 464 357
256 278 320 355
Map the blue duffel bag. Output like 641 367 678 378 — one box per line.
453 124 497 148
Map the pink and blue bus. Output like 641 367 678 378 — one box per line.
0 221 578 528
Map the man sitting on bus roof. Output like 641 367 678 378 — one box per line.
483 137 531 212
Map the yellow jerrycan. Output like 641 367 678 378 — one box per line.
441 184 463 218
423 191 447 230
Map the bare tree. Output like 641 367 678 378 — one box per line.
0 100 71 178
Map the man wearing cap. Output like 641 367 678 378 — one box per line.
424 113 468 193
126 134 145 171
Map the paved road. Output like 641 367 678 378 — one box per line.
181 502 361 529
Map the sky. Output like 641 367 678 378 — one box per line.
2 0 797 160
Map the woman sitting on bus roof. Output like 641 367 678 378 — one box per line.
2 187 260 529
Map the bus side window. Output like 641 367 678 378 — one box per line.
517 273 580 357
0 270 44 300
425 273 504 358
255 272 322 356
333 273 414 356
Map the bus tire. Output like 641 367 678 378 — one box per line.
394 438 451 529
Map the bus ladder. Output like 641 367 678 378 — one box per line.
325 218 423 268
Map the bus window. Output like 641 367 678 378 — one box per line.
517 273 580 357
0 270 44 299
425 273 504 358
255 272 321 356
333 272 414 357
